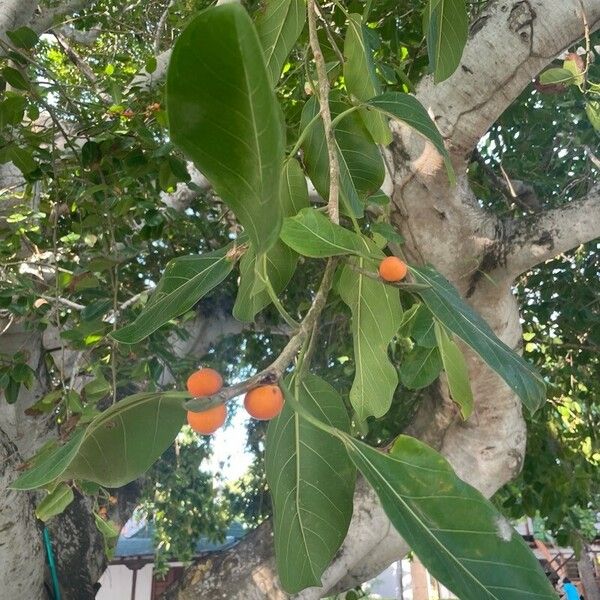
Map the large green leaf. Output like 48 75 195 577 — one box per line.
337 249 403 420
366 92 451 177
398 345 442 390
233 158 308 322
424 0 468 83
434 320 473 418
35 483 74 522
300 94 384 217
11 392 187 490
167 4 284 252
410 266 546 412
112 247 233 344
256 0 305 86
280 207 369 258
342 435 556 600
344 14 391 145
266 375 355 593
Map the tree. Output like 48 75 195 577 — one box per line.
0 0 599 599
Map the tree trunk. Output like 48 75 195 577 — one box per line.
578 547 600 600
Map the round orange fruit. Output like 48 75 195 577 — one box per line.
187 404 227 435
378 256 408 282
186 368 223 397
244 385 284 421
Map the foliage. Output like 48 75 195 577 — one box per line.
0 0 597 595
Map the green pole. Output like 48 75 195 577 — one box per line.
43 526 62 600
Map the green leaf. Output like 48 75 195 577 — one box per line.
337 250 403 420
434 321 473 418
256 0 305 86
366 92 451 178
585 101 600 132
424 0 468 83
8 147 37 175
233 158 308 322
94 512 120 538
280 207 369 258
411 304 437 347
342 435 556 600
539 67 577 87
233 242 298 322
7 27 39 49
398 345 442 389
167 4 284 253
4 378 20 404
11 392 187 490
266 375 355 593
36 483 74 522
1 67 30 90
111 247 233 344
83 370 111 404
370 222 404 245
0 94 26 130
410 266 546 412
300 94 384 217
344 14 391 145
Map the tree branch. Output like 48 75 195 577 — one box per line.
416 0 600 160
504 187 600 277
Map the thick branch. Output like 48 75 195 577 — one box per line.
416 0 600 159
504 187 600 277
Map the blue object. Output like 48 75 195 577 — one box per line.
43 526 61 600
563 582 580 600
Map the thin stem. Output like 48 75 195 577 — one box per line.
185 259 338 411
258 255 300 329
307 0 341 224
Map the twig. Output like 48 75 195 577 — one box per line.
40 294 85 311
185 259 338 411
154 0 177 54
307 0 341 224
53 31 98 87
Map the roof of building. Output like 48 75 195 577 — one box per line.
114 521 247 559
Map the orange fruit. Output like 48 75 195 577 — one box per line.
244 385 284 421
187 404 227 435
186 368 223 397
378 256 408 282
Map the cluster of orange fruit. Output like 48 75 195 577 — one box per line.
184 257 407 435
185 368 284 435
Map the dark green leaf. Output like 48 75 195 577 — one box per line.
424 0 468 83
167 4 285 252
8 147 37 175
342 435 556 600
233 158 308 321
6 26 39 49
11 363 35 388
412 304 437 347
256 0 305 86
1 67 30 90
280 207 369 258
111 247 233 344
0 94 26 130
398 345 442 389
370 222 404 245
36 483 74 522
337 249 403 420
366 92 451 178
11 392 188 490
4 378 20 404
434 321 473 418
300 94 384 217
344 14 391 145
266 375 355 593
411 266 546 412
